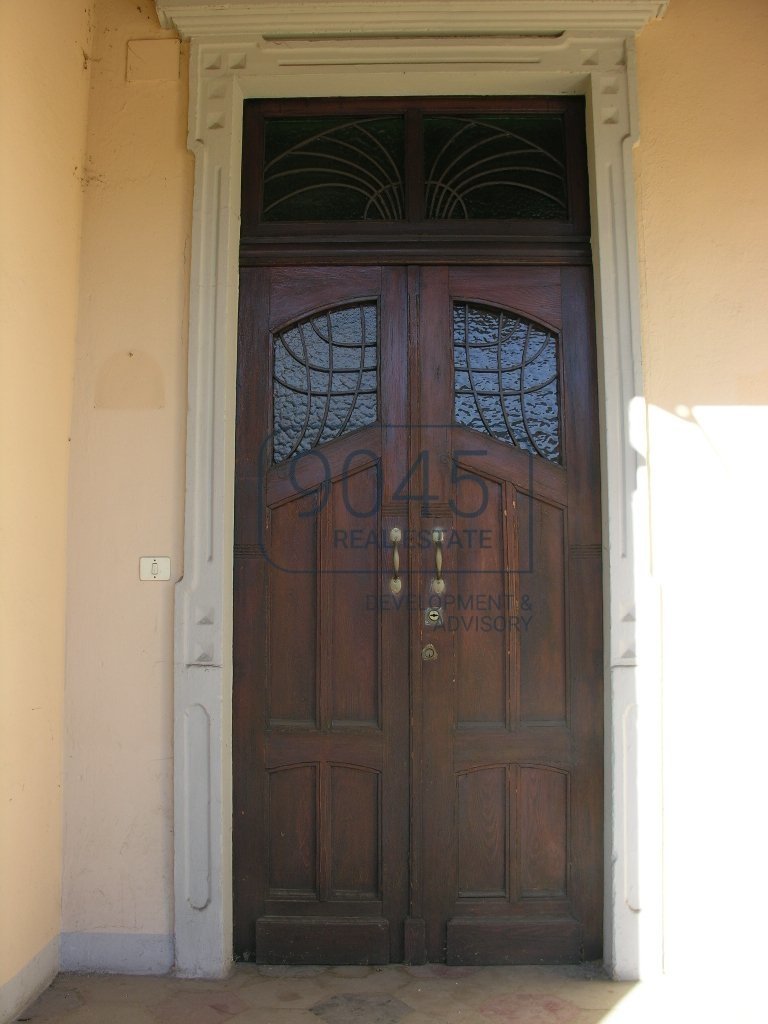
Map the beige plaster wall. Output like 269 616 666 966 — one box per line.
636 0 768 975
61 0 192 942
0 0 93 988
54 0 768 978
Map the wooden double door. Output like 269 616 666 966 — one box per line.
233 263 602 965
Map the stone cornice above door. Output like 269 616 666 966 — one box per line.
155 0 669 39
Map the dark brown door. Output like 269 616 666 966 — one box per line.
233 263 602 965
415 266 602 964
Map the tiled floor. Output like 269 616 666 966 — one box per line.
16 964 639 1024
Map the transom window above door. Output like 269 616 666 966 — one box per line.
240 97 589 241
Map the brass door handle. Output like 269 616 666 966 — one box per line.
431 528 446 595
389 527 402 594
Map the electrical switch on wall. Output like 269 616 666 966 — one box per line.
139 556 171 581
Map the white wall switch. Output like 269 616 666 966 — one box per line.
139 556 171 581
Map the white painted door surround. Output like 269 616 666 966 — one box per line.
155 0 668 981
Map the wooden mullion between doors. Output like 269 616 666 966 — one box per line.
415 265 456 963
379 266 411 963
404 265 426 963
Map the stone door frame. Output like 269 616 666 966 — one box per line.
155 0 668 980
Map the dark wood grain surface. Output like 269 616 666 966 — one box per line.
234 98 601 966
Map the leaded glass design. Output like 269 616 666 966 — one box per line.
454 303 561 463
273 303 379 463
263 117 405 221
424 115 567 220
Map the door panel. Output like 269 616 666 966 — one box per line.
234 263 602 965
416 266 602 964
234 266 410 964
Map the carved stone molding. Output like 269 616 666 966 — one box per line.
162 0 665 983
157 0 669 37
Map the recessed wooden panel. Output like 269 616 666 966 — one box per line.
455 473 507 727
448 266 563 333
268 494 317 725
330 465 380 726
329 765 381 900
268 765 318 897
517 494 566 721
457 767 508 899
256 916 389 965
519 767 568 898
447 916 581 966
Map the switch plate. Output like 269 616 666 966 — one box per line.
139 556 171 581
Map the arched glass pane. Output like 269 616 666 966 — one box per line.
453 302 561 463
273 303 379 463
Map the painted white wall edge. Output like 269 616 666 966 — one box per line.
158 0 667 982
0 936 59 1024
59 933 174 975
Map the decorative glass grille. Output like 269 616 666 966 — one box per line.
263 117 405 222
256 111 569 223
453 302 561 462
273 303 379 463
424 115 567 220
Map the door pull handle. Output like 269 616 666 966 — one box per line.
431 528 446 596
389 527 402 594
